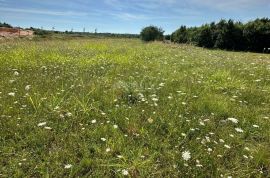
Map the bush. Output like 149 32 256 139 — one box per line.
171 26 188 43
140 26 164 42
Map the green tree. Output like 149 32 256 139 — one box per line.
197 25 215 48
243 18 270 52
140 26 164 42
171 26 188 43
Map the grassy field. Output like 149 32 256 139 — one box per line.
0 38 270 177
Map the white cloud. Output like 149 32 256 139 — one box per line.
111 12 149 20
0 7 88 16
189 0 270 11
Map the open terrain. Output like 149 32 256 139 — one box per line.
0 38 270 177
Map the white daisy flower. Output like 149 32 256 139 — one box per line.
44 127 52 130
38 122 47 127
8 92 15 97
219 139 225 143
14 71 19 76
182 150 191 161
122 169 129 176
25 85 31 91
227 118 239 124
91 119 97 124
235 128 244 133
66 112 72 117
64 164 72 169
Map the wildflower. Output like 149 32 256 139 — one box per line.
219 139 225 143
199 121 205 126
122 169 129 176
235 128 244 133
113 124 118 129
159 83 165 87
25 85 31 91
253 125 259 128
227 118 239 124
38 122 47 127
66 112 72 117
101 138 106 142
182 150 191 161
64 164 72 169
148 118 154 123
91 119 97 124
8 92 15 97
14 71 19 76
106 148 111 152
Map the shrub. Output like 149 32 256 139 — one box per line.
140 26 164 42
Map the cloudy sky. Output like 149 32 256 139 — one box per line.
0 0 269 34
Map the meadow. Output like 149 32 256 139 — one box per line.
0 38 269 177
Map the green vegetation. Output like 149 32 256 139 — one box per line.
140 26 164 42
0 22 12 28
28 27 139 39
171 18 270 52
0 38 270 177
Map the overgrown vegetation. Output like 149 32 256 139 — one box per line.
171 18 270 52
0 22 12 28
0 38 269 177
140 26 164 42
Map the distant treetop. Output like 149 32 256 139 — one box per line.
0 22 12 28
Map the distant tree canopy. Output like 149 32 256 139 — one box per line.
0 22 12 28
140 26 164 42
171 18 270 52
171 26 188 43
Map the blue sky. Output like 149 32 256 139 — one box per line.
0 0 269 34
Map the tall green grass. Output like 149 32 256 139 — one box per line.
0 39 269 177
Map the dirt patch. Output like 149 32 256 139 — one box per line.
0 27 34 38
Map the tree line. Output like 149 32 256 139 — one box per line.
0 22 12 28
141 18 270 52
